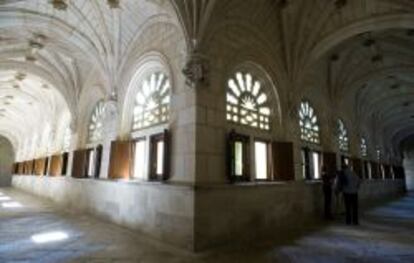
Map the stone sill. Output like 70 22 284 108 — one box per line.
13 174 403 191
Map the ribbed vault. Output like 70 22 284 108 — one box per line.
0 0 182 160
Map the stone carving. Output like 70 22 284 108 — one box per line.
182 52 209 88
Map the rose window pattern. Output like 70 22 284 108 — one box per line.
338 119 349 152
132 72 170 130
226 72 271 130
299 101 320 144
88 101 105 143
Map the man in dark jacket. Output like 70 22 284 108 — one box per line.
336 164 361 225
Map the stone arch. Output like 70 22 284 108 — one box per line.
297 98 322 146
119 52 174 137
226 61 283 130
78 89 106 148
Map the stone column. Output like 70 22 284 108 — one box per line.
179 51 225 184
100 99 118 179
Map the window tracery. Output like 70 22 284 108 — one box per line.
88 101 105 144
361 137 367 157
132 72 170 130
226 72 271 130
299 101 320 144
338 119 349 152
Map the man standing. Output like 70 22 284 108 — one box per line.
337 164 361 225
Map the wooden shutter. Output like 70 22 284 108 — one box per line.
267 143 274 180
28 160 33 174
62 152 69 175
49 154 63 176
227 131 250 182
272 141 295 181
322 152 337 177
22 161 27 174
148 131 171 181
94 145 103 178
17 162 23 174
371 162 379 179
108 140 133 180
72 149 88 178
44 157 50 175
15 162 19 174
149 134 161 181
162 129 171 181
33 158 46 176
302 148 312 180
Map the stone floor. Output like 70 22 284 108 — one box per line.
0 188 414 263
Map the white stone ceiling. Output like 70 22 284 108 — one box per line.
1 0 414 160
0 0 179 156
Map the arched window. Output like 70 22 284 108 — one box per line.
132 72 170 130
299 101 320 144
226 72 271 130
337 119 349 152
88 101 105 144
361 137 367 157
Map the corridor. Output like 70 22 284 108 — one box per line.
0 188 413 263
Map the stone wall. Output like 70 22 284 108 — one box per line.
403 143 414 191
194 179 405 251
12 175 194 250
11 175 404 251
0 136 14 187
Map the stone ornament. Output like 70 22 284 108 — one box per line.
182 52 209 88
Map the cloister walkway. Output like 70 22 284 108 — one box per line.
0 188 413 263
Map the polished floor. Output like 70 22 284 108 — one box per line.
0 188 413 263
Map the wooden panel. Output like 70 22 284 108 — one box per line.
72 149 88 178
371 162 379 179
163 130 171 181
22 161 26 174
108 140 133 179
34 158 46 176
22 161 27 174
49 154 63 176
62 152 69 175
323 152 337 176
272 141 295 181
29 160 34 174
17 162 24 174
94 145 103 178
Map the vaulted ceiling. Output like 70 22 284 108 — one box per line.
0 0 181 152
0 0 414 161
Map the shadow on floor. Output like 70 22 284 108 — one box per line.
0 188 413 263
